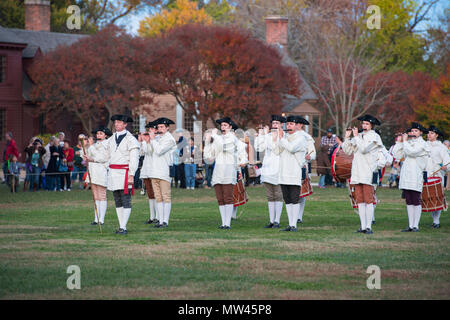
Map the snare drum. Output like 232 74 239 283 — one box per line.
233 178 248 207
421 177 447 212
331 148 353 183
299 177 313 198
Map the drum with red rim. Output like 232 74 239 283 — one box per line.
299 177 313 198
233 178 248 207
331 148 353 183
421 177 447 212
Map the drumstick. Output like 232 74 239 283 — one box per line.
431 162 449 177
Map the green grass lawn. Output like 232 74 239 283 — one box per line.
0 183 449 299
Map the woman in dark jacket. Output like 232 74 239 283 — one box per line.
24 138 46 191
316 145 331 188
46 137 63 191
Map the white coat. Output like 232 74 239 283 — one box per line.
139 140 153 179
83 140 108 187
92 130 140 191
426 140 450 181
273 130 307 186
342 130 383 185
236 138 249 173
255 132 281 185
204 131 239 186
300 130 317 161
392 137 430 192
146 132 177 183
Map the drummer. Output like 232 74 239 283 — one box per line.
342 115 383 234
392 122 431 232
425 125 449 229
230 121 249 220
295 115 316 224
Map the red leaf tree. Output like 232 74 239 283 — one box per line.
29 25 153 133
143 24 300 129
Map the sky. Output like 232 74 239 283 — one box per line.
120 0 448 36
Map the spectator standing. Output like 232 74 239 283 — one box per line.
7 154 20 192
321 128 336 185
24 138 46 191
316 145 331 188
72 135 87 189
203 141 214 189
2 132 19 185
61 140 74 191
46 137 63 191
184 138 199 189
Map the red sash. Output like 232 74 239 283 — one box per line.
109 164 134 195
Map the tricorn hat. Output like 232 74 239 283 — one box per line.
410 122 428 134
295 116 310 125
111 114 133 123
215 117 233 126
428 125 443 137
230 120 239 131
145 120 158 129
156 117 175 126
357 114 381 126
92 126 113 137
271 115 287 123
286 115 301 124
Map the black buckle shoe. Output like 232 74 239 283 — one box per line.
290 227 298 232
115 228 127 234
154 222 161 228
430 223 436 228
91 222 98 225
264 223 274 228
145 219 154 224
411 227 419 232
223 226 231 230
365 228 373 234
356 228 366 233
218 225 224 229
281 226 291 232
160 222 168 228
272 222 280 229
434 224 440 229
401 227 413 232
297 219 302 224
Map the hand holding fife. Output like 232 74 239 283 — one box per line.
402 133 409 142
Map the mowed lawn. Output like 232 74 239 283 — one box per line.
0 183 449 300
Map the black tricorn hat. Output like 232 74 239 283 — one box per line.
286 115 301 123
92 126 113 137
271 115 287 123
156 117 175 126
145 120 158 129
428 125 443 137
111 114 133 123
215 117 233 126
411 122 428 134
357 114 381 126
230 120 239 131
295 116 310 125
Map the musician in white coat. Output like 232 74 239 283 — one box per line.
425 125 449 228
140 120 158 225
273 115 307 232
392 122 431 232
84 114 140 235
204 117 240 229
296 116 316 224
342 115 383 234
143 117 177 228
83 126 112 226
255 115 286 229
231 122 249 220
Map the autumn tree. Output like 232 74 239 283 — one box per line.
29 26 153 133
414 65 450 138
138 0 212 37
142 23 299 129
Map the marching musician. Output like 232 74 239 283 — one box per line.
273 115 307 232
254 115 286 229
425 125 449 228
342 115 383 234
296 115 316 224
230 122 249 220
83 114 140 235
204 117 240 229
392 122 431 232
83 126 112 226
140 120 158 225
144 117 177 229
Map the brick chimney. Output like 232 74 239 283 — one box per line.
25 0 51 32
265 16 289 48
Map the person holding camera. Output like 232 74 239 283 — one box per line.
342 115 383 235
24 138 46 192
